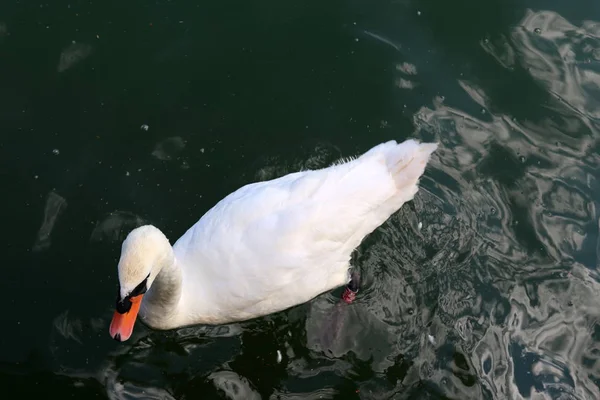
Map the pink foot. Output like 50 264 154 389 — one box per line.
342 287 357 304
341 272 360 304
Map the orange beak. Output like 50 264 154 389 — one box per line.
109 294 143 342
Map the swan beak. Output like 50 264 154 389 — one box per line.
109 294 143 342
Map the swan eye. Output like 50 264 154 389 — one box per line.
130 274 150 296
115 274 149 313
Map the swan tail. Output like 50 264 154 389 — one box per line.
380 139 437 195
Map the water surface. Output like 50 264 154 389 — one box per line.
2 0 600 399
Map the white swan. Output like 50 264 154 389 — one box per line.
109 139 437 341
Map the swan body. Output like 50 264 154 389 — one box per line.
109 139 437 341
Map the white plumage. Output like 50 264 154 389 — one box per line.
109 139 437 341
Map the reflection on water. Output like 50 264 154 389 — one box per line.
401 8 600 398
151 137 186 162
206 371 261 400
32 190 67 252
57 42 92 73
0 22 8 41
90 211 147 243
306 295 394 365
5 3 600 400
513 10 600 120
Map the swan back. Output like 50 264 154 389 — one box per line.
170 139 437 324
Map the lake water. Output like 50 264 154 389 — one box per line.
3 0 600 399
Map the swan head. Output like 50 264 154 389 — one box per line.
109 225 173 342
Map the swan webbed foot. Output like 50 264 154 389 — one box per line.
341 271 360 304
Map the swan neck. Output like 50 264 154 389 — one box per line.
140 252 182 328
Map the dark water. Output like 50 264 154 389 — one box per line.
3 0 600 398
